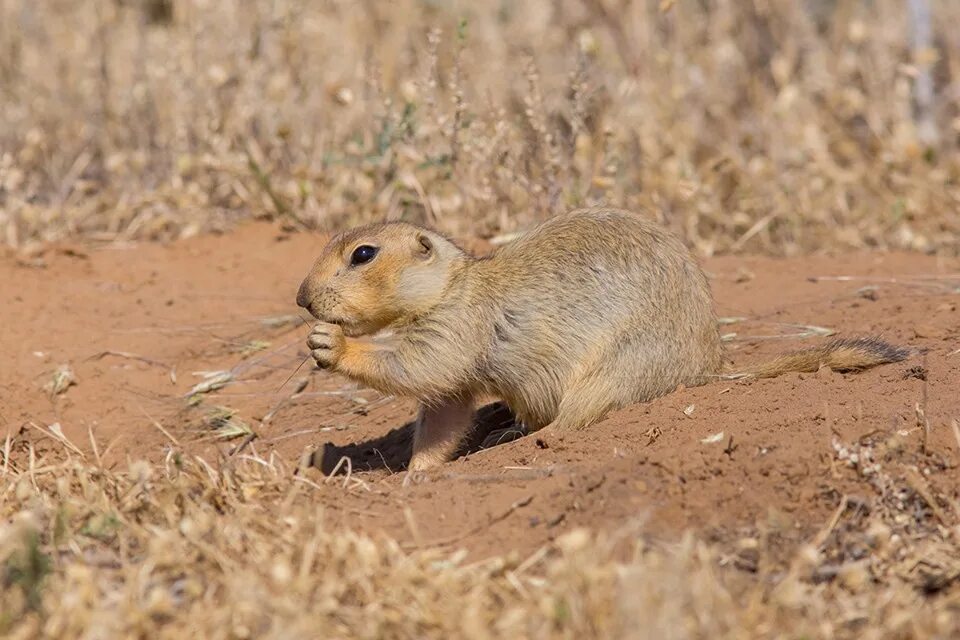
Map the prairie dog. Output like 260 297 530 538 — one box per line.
296 208 909 470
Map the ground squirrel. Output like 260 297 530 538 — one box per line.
296 207 910 470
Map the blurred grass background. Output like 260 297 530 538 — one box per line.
1 0 958 254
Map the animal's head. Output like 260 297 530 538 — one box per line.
296 222 468 336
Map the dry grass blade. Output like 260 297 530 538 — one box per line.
22 421 85 458
137 403 181 447
902 466 954 526
185 370 234 397
43 365 77 397
86 350 170 370
263 376 310 424
201 406 255 441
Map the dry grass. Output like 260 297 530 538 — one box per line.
0 432 959 639
1 0 959 254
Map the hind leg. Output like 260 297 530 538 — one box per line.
542 334 694 434
538 349 659 434
409 396 475 471
537 374 622 434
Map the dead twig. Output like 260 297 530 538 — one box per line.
405 495 535 550
86 350 169 370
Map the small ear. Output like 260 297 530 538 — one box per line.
416 233 434 259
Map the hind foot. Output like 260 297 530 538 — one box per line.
480 424 528 449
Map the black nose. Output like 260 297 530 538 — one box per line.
296 281 313 309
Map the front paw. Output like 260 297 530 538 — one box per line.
307 322 346 369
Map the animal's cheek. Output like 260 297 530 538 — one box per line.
338 298 372 324
333 285 368 309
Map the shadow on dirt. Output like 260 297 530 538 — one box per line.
313 402 518 474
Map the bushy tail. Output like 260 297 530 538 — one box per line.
722 336 912 380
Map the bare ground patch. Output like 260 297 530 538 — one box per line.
2 225 960 636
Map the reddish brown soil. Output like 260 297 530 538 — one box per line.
3 224 959 561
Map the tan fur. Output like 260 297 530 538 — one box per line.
296 207 908 470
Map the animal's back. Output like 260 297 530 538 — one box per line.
472 208 722 426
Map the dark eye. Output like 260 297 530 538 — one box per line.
350 245 379 266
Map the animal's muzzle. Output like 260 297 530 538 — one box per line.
296 280 314 310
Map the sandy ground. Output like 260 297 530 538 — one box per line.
2 223 958 562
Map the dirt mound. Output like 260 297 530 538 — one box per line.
3 223 959 561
